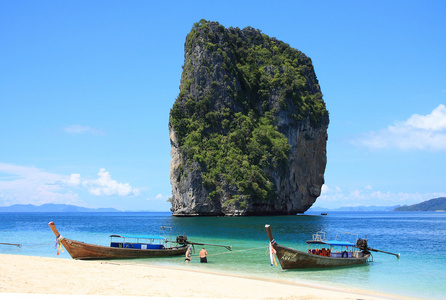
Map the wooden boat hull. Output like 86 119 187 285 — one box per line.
273 243 370 269
60 238 188 260
49 222 188 260
266 224 370 269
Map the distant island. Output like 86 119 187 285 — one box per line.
308 205 400 212
0 204 120 213
393 197 446 212
309 197 446 212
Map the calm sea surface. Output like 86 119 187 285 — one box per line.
0 211 445 299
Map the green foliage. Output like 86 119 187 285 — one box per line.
172 108 290 206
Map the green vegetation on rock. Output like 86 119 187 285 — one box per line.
170 20 328 210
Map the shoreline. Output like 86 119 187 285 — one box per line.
0 254 412 299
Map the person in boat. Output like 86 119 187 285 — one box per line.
323 248 330 257
185 247 192 262
199 247 208 263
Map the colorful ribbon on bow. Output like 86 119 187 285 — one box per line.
269 242 277 266
55 234 64 255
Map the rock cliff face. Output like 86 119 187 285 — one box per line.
169 20 329 216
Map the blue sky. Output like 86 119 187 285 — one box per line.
1 1 445 211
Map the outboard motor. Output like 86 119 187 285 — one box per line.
356 238 370 254
176 235 188 244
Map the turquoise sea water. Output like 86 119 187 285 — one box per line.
1 211 445 299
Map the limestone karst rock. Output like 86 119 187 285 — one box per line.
169 20 329 216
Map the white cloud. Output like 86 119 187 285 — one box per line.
405 105 446 131
81 168 139 197
0 163 140 208
65 173 81 186
318 183 446 208
62 125 105 135
0 163 82 206
355 104 446 151
147 194 169 202
321 184 330 194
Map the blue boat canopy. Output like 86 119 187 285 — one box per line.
306 240 356 247
110 234 166 240
306 231 359 247
323 240 355 247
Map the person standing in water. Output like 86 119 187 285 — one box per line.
199 247 208 263
185 247 192 262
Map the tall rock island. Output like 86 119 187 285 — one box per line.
169 20 329 216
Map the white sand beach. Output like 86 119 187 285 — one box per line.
0 254 407 299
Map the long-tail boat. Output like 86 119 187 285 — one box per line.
49 221 231 260
49 221 189 260
265 224 399 269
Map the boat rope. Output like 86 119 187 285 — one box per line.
0 242 21 247
1 242 57 249
22 242 53 248
206 246 266 257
